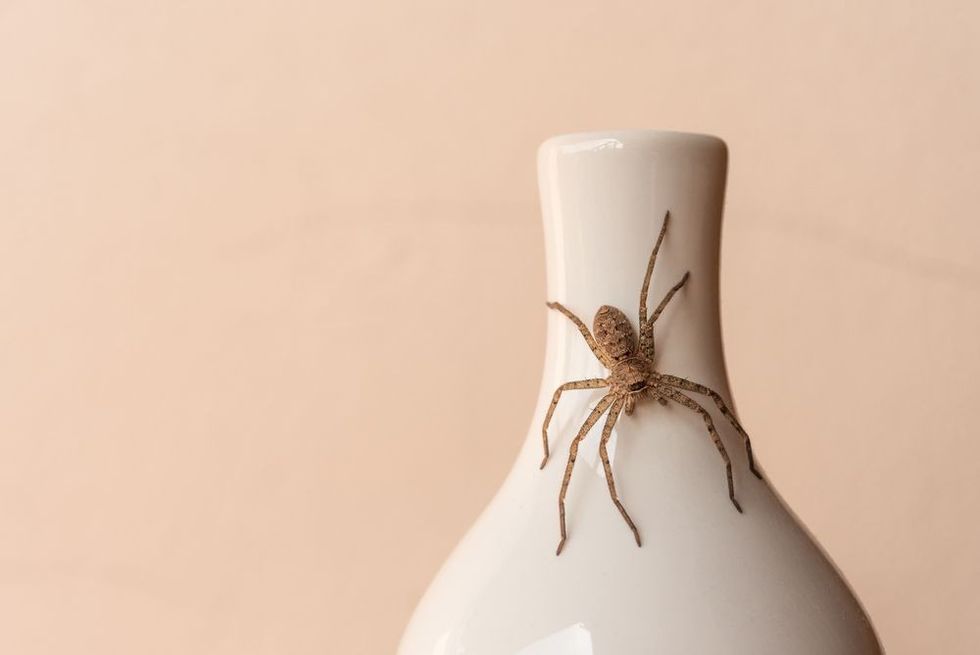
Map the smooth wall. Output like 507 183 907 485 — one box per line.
1 1 977 653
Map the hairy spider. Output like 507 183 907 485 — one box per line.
542 211 763 555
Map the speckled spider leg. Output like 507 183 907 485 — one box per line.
540 378 609 468
547 302 614 368
644 273 690 409
648 272 690 328
659 387 743 513
556 393 617 556
637 212 690 370
597 396 641 547
638 211 670 359
660 374 763 479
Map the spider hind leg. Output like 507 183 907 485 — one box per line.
598 397 641 547
660 374 762 479
661 388 743 513
556 393 617 556
540 378 609 469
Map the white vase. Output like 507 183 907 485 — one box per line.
398 130 882 654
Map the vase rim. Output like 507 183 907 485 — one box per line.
539 129 727 153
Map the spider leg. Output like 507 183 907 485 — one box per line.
640 271 689 361
649 272 690 325
659 374 762 479
540 378 609 469
598 397 641 547
547 302 614 368
659 387 743 513
638 211 670 357
556 393 617 556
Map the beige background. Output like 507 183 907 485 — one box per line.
1 1 978 653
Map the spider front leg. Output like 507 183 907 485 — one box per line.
547 302 614 368
636 210 690 361
638 211 670 357
540 378 609 468
659 387 743 513
639 271 689 362
598 396 641 547
660 374 762 479
556 393 617 556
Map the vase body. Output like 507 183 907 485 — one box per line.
398 131 881 654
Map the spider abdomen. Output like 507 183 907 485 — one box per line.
593 305 637 361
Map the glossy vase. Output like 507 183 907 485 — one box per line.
398 130 881 654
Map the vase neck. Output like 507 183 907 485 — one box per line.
538 131 731 390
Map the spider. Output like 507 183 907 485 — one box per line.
541 211 763 556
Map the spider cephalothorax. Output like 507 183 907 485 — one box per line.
541 211 763 555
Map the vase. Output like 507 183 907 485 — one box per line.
398 130 882 654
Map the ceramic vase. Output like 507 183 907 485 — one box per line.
398 130 882 654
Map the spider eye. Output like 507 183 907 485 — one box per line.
629 382 645 392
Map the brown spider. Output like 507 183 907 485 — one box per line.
541 211 763 556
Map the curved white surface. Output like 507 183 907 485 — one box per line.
398 130 882 654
